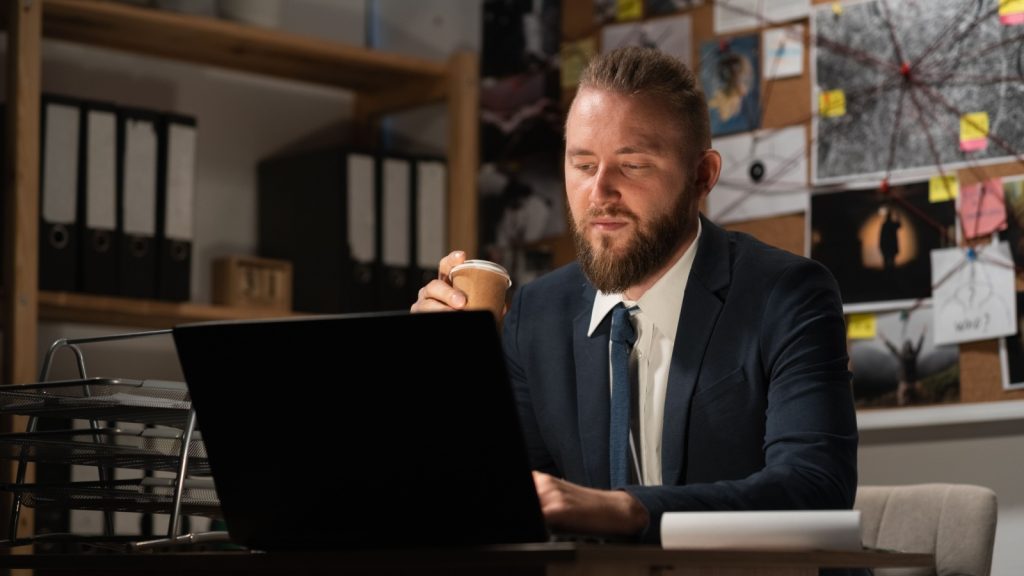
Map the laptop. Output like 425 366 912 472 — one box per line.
172 310 550 551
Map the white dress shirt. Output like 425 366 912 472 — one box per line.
587 221 701 485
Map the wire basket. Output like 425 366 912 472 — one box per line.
0 426 209 474
4 477 221 517
0 379 191 426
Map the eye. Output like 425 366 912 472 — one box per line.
573 162 596 173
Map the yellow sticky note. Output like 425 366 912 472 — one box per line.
1000 0 1024 24
960 112 989 151
560 37 597 89
616 0 643 21
847 313 876 340
929 175 959 202
819 89 846 118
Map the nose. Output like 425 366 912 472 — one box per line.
589 165 620 205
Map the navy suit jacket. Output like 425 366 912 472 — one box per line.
503 216 859 543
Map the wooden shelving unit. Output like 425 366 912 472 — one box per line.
2 0 479 383
2 0 479 539
38 291 300 329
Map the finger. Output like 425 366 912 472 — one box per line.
412 279 467 312
438 250 467 281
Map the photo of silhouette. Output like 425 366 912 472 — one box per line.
810 181 956 310
700 34 760 136
849 307 959 408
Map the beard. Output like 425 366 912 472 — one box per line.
573 183 696 294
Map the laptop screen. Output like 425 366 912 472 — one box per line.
173 310 549 550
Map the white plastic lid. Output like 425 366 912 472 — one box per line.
449 259 512 287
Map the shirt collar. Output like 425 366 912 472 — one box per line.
588 219 702 339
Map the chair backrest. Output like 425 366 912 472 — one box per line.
855 484 998 576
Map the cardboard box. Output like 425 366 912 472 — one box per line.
213 256 292 311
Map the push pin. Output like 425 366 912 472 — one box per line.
749 161 766 182
879 179 891 195
966 247 977 261
832 1 842 16
900 62 911 79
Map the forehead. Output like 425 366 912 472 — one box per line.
566 88 685 152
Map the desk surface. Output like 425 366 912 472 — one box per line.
0 542 934 575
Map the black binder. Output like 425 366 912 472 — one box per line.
40 95 82 292
156 113 197 302
258 147 378 313
78 100 120 295
117 108 160 299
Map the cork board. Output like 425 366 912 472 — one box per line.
556 0 1024 404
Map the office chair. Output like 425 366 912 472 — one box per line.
855 483 998 576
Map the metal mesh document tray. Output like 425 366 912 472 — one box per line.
0 378 191 425
3 477 221 517
0 426 209 474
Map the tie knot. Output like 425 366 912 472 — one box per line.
610 303 637 347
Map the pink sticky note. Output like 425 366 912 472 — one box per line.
960 179 1007 238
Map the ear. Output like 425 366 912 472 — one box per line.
694 149 722 201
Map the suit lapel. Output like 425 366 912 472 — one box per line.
573 284 612 489
662 217 731 485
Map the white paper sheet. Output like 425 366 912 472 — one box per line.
707 125 808 224
661 510 862 551
763 25 804 79
601 13 692 69
930 241 1017 345
714 0 810 34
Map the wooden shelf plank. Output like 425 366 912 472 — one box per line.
39 291 300 330
39 0 448 95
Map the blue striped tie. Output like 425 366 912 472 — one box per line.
609 303 637 488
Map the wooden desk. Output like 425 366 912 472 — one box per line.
0 542 933 575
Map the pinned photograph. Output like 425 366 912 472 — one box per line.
708 125 808 224
700 34 760 136
930 242 1016 346
848 306 959 408
810 181 956 311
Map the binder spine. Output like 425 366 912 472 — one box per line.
156 114 197 302
40 95 83 292
79 101 121 296
117 108 160 299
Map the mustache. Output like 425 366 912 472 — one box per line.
583 205 639 222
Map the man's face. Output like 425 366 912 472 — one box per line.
564 87 706 293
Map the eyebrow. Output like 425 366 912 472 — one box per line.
566 143 666 157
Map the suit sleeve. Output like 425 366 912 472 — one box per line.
623 259 858 543
503 283 559 475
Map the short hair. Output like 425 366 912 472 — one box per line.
576 46 710 154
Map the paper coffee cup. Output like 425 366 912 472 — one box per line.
449 259 512 319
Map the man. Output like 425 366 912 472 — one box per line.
412 46 858 544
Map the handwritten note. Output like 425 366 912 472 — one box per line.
960 179 1007 238
931 242 1017 345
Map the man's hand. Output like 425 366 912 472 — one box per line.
410 250 469 313
532 471 649 536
